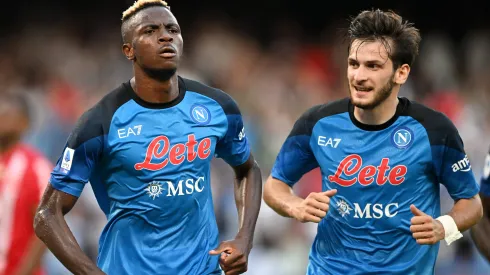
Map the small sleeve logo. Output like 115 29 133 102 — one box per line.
61 147 75 173
238 127 245 141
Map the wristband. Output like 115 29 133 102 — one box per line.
435 215 463 245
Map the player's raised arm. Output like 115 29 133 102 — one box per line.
34 108 106 275
263 105 337 223
410 113 483 246
471 149 490 262
210 96 262 275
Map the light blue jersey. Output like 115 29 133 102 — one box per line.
49 76 250 275
271 98 479 275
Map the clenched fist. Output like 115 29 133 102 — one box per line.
209 237 251 275
292 189 337 223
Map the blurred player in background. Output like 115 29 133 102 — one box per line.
0 93 51 275
471 148 490 262
263 9 483 274
34 1 262 275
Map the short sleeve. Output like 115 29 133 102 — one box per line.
271 107 319 187
49 109 105 197
480 149 490 196
431 118 479 200
215 98 251 167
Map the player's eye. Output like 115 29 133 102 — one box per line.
348 61 359 68
367 63 381 69
145 29 155 34
168 28 180 34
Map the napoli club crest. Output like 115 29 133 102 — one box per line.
190 104 211 125
391 127 414 149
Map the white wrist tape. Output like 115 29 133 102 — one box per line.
436 215 463 245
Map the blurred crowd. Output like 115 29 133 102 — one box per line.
2 15 490 275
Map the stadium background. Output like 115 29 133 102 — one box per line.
3 0 490 274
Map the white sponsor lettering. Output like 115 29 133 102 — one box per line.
353 203 399 219
452 155 471 172
167 176 205 197
318 136 341 148
118 125 143 139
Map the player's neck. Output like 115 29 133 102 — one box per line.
130 73 179 104
354 95 399 126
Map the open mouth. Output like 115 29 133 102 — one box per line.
354 86 373 92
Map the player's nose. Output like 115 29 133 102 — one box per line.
353 67 368 82
158 32 173 43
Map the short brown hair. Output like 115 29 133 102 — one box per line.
347 9 421 69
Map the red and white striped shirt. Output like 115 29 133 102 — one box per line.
0 143 52 275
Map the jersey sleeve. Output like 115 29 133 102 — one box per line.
49 108 105 197
430 116 479 200
480 149 490 197
271 107 319 187
214 97 251 167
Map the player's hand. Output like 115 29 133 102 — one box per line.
209 237 251 275
293 189 337 223
410 204 445 245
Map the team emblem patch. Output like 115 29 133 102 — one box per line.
190 104 211 125
146 181 163 199
391 127 413 149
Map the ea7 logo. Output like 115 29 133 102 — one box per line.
118 125 142 139
318 136 341 148
452 155 471 172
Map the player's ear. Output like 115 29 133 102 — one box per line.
394 64 410 85
122 43 135 61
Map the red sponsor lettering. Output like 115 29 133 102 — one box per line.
135 134 211 171
328 154 407 187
